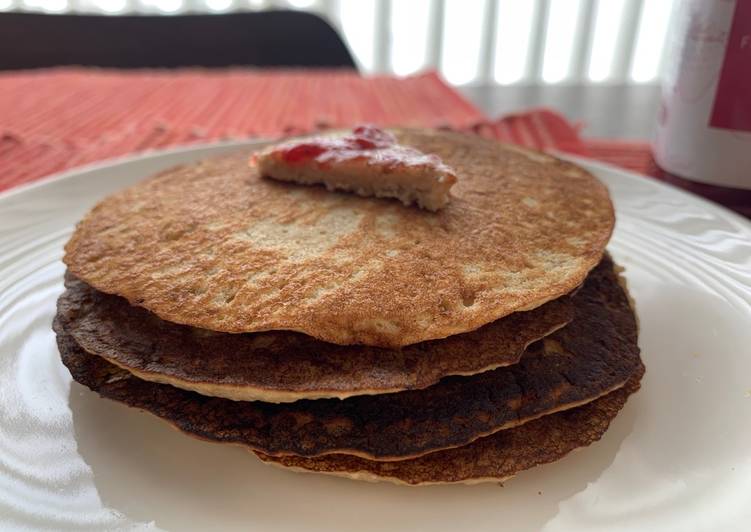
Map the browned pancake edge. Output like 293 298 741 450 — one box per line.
54 256 641 461
56 273 572 402
255 366 644 485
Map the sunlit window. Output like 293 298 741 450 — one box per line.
93 0 127 13
441 0 487 85
152 0 183 13
390 0 431 76
287 0 315 9
589 0 628 82
631 0 675 82
494 1 536 85
542 0 582 83
2 0 674 85
206 0 233 12
44 0 66 11
339 0 376 72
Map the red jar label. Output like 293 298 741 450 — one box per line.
710 0 751 132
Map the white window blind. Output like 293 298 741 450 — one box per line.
2 0 676 85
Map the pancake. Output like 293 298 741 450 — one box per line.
255 369 643 485
63 129 614 347
55 273 572 402
54 256 641 460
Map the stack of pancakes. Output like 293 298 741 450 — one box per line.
54 129 643 485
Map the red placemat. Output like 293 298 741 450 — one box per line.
0 68 485 191
0 67 656 197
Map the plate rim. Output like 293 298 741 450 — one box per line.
0 139 262 202
2 141 751 530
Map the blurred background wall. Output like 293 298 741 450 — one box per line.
1 0 675 87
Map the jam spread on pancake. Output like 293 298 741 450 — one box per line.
278 125 395 163
253 125 457 211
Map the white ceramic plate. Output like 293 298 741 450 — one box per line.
1 141 750 532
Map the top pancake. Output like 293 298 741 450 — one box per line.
63 129 614 347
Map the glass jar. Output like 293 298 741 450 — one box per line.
653 0 751 214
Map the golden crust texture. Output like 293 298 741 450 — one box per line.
63 129 614 347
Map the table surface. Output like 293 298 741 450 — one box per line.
460 83 662 140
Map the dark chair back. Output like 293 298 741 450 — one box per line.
0 11 356 70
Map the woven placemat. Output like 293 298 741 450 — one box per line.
0 67 700 213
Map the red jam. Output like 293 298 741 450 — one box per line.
279 143 328 163
352 125 397 146
277 125 397 164
258 124 455 179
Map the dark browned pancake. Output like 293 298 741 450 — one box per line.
55 256 641 460
255 369 644 485
55 273 572 402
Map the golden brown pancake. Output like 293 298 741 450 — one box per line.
63 129 614 347
255 369 643 485
54 257 640 461
55 273 572 402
